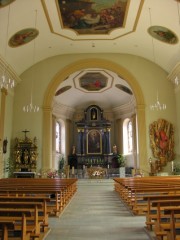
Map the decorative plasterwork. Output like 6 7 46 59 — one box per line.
0 55 21 86
167 62 180 87
41 0 144 40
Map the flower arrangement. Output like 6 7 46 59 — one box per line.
88 167 106 179
45 169 58 178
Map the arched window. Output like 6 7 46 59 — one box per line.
55 119 65 155
127 120 133 153
56 122 61 153
123 118 133 154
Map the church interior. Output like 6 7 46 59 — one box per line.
0 0 180 239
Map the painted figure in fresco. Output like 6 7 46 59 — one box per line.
9 29 39 47
153 30 177 44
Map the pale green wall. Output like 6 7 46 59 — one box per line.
11 53 179 173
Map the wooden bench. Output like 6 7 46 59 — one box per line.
152 204 180 240
114 176 180 215
0 178 78 239
114 176 180 240
0 209 35 240
0 220 16 240
143 195 180 230
0 178 78 216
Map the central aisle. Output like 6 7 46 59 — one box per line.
45 179 151 240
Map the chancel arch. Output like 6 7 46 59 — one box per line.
42 58 147 173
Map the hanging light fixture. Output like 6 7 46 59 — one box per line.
148 8 166 111
23 10 39 113
0 5 15 89
150 91 166 111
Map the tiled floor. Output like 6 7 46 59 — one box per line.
44 179 152 240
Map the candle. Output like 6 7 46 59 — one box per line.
72 166 74 175
171 161 174 173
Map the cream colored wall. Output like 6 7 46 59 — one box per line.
11 53 178 174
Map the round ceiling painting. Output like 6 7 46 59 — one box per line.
9 28 39 47
148 26 178 44
0 0 15 7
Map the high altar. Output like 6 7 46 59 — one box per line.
68 105 116 169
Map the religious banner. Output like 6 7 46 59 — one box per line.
149 119 175 165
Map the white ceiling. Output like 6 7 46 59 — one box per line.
0 0 180 111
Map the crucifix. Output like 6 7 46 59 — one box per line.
22 129 30 139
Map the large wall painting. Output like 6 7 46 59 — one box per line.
57 0 129 34
87 129 102 154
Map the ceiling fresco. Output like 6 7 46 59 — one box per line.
148 26 178 44
56 0 128 35
9 28 39 48
41 0 144 40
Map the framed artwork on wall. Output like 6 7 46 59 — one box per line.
87 129 102 154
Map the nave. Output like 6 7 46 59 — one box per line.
45 179 151 240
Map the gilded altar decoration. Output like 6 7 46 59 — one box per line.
14 131 38 172
149 119 175 164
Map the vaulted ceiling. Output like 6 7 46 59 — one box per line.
0 0 180 111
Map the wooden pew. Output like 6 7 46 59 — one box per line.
0 178 77 239
114 176 180 240
0 220 16 240
0 178 78 216
143 195 180 230
0 203 43 239
114 177 180 215
163 206 180 240
152 204 180 240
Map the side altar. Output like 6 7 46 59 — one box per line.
68 105 116 169
13 130 38 177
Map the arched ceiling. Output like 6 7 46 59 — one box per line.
0 0 180 111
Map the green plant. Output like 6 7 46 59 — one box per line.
58 155 65 171
117 154 126 167
173 163 180 175
4 157 15 177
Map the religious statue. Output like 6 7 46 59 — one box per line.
113 144 117 155
72 145 76 155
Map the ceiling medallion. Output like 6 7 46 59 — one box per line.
148 26 178 44
0 0 15 8
55 86 72 96
9 28 39 47
115 84 133 95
